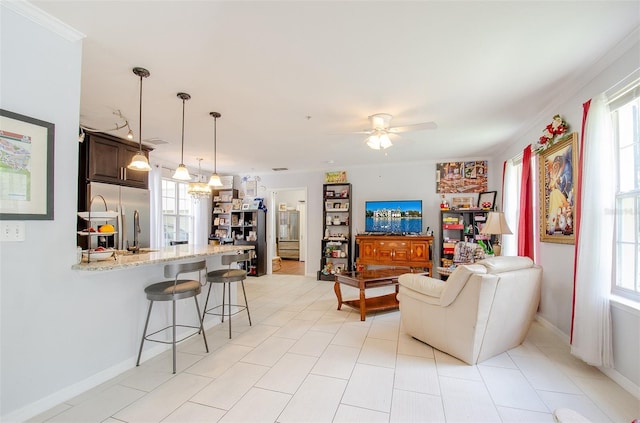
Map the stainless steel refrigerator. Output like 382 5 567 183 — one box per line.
87 182 151 250
277 210 300 259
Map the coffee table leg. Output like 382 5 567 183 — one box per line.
359 288 366 321
334 282 343 310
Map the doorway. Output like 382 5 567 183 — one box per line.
268 188 307 276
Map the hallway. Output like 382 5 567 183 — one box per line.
273 258 305 276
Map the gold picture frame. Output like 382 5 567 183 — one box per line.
539 132 577 244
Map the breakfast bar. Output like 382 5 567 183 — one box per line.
72 244 253 271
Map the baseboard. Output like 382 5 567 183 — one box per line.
534 314 640 400
1 319 220 423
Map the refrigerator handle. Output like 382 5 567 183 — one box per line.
120 209 126 250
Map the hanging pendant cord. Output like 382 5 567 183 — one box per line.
213 116 217 173
138 74 143 153
181 99 185 164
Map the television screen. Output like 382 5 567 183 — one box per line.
365 200 422 234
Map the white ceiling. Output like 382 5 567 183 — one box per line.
33 1 640 177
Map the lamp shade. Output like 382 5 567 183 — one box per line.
172 164 192 181
366 134 381 150
480 212 513 235
379 133 392 149
127 153 151 171
208 173 223 187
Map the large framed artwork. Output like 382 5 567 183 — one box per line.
0 109 55 220
539 132 577 244
436 160 488 193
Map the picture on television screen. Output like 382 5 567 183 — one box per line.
365 200 422 234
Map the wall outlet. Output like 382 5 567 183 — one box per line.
1 221 26 242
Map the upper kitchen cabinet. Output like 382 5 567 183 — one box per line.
79 132 153 189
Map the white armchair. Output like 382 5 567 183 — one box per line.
397 256 542 365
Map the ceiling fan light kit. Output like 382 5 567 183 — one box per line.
366 132 393 150
127 67 152 171
172 92 193 181
361 112 436 150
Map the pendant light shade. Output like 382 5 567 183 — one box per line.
127 67 152 171
208 173 223 187
208 111 224 187
172 92 192 181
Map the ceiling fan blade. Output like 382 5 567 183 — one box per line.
388 121 438 133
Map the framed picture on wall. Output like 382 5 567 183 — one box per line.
245 180 257 197
539 132 577 244
478 191 497 210
0 109 55 220
278 203 287 211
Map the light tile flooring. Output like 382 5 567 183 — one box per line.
31 274 639 423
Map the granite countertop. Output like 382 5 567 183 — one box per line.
72 244 254 272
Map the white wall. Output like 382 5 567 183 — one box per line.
0 3 84 418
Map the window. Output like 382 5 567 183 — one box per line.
503 158 522 256
611 84 640 300
161 179 194 246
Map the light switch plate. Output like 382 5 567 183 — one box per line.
1 221 26 242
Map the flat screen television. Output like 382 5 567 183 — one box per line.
365 200 422 234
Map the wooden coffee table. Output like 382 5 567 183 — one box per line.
334 267 428 321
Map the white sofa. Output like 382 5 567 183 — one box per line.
397 256 542 365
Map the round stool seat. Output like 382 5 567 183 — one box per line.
144 279 201 301
207 268 247 283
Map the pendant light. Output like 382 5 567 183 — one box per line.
208 111 223 187
172 92 192 181
187 158 212 199
127 67 152 171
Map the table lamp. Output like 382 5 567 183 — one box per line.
480 212 513 256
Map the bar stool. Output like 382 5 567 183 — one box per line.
136 260 208 373
202 252 252 338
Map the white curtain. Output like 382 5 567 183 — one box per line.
192 196 211 246
502 158 521 256
149 165 163 249
571 93 614 367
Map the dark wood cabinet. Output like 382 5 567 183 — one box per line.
80 132 152 189
355 235 433 276
233 209 267 277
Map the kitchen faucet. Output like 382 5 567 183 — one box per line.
128 210 141 254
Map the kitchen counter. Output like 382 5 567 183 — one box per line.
72 244 254 271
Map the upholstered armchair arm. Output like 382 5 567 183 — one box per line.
398 264 487 307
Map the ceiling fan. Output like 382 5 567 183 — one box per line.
356 113 437 150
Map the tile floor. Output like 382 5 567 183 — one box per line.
31 274 639 423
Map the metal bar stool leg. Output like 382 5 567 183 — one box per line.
136 300 154 366
221 282 226 323
194 296 209 353
240 280 252 326
200 282 214 332
227 281 232 338
172 300 177 374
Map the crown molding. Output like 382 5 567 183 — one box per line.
2 0 85 42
